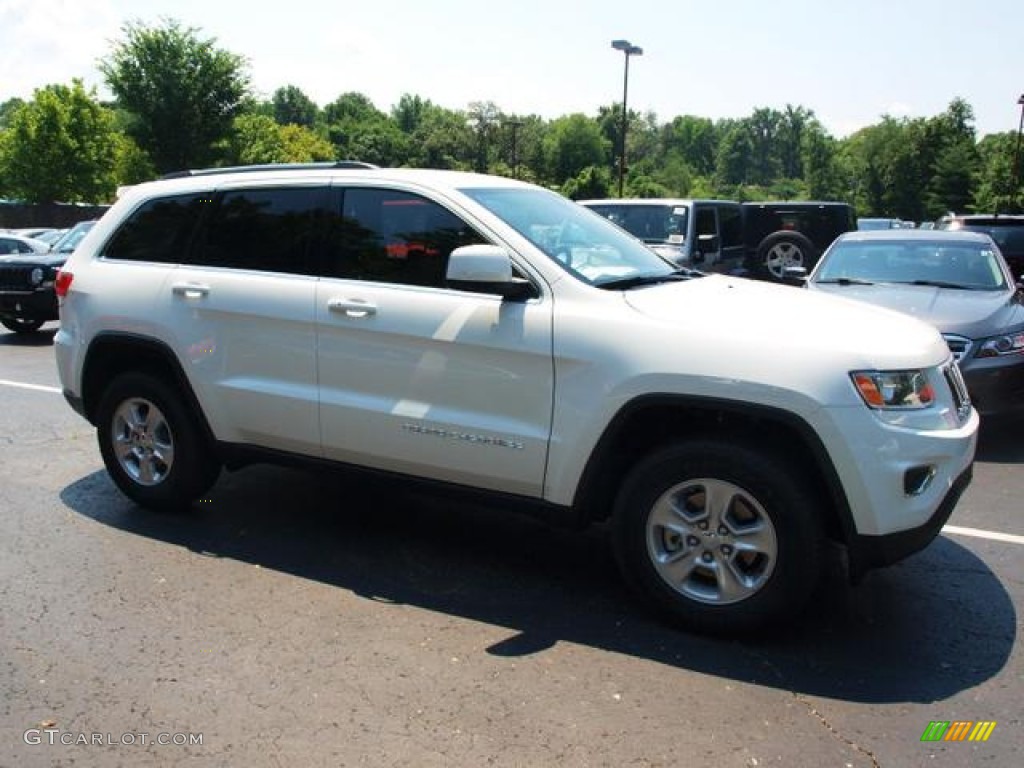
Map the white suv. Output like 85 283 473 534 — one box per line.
54 164 978 634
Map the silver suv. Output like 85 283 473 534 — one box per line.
54 165 977 635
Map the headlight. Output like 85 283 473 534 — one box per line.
976 332 1024 358
29 267 45 286
851 370 935 409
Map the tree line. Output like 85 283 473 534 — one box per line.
1 19 1021 220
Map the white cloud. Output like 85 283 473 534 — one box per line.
0 0 121 100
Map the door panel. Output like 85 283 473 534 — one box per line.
316 282 553 496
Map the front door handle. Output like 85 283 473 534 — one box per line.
171 282 210 299
327 298 377 318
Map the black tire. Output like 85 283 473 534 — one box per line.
755 231 816 281
96 372 220 512
1 317 45 333
611 440 823 635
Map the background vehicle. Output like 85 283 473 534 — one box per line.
857 218 904 230
581 199 854 280
936 213 1024 280
578 198 745 273
55 167 975 635
0 220 94 334
805 229 1024 416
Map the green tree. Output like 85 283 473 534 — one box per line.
272 85 318 128
542 114 610 187
561 165 612 200
100 19 250 173
222 114 335 165
0 80 119 203
974 132 1019 213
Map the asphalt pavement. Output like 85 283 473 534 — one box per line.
1 324 1021 768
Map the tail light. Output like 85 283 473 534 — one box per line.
55 270 74 298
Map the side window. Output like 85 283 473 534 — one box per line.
101 193 208 263
695 206 717 238
192 187 327 276
327 188 486 287
718 205 743 248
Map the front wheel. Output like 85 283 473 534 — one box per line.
612 440 823 635
96 373 220 512
1 317 45 333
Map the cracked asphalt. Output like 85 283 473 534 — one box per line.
1 324 1021 767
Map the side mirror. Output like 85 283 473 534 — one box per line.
783 265 808 286
446 244 534 301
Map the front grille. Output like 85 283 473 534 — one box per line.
942 334 972 363
0 266 34 292
943 361 971 422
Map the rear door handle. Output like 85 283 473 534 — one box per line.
327 298 377 318
171 282 210 299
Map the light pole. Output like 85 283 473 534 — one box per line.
1014 94 1024 212
611 39 642 198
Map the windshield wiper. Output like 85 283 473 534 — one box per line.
599 269 700 289
909 279 970 290
815 277 874 285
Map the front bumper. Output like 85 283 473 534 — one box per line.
848 464 973 574
961 355 1024 416
0 289 58 322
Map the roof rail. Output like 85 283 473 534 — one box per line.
161 161 378 180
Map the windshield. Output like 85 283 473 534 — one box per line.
50 221 95 254
583 203 687 245
460 188 677 286
815 239 1008 290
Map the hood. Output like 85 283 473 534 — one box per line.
0 253 67 268
622 275 950 370
811 283 1024 339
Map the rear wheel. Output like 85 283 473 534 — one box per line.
1 317 45 333
612 440 823 634
755 232 816 280
96 373 220 512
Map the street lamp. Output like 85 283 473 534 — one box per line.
1014 93 1024 212
611 39 643 197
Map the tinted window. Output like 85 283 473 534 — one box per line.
0 237 33 254
326 188 485 287
192 187 327 275
719 205 743 248
102 194 207 263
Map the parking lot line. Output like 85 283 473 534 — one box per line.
943 525 1024 545
0 379 62 394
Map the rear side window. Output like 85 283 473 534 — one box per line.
191 186 328 276
325 188 486 287
102 194 207 263
718 205 743 248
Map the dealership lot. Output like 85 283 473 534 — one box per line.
1 324 1021 768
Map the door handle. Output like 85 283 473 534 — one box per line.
327 298 377 318
171 282 210 299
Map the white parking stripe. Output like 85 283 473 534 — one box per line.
943 525 1024 545
0 379 62 394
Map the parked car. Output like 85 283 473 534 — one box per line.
0 220 95 333
804 229 1024 416
54 165 975 635
935 213 1024 280
577 198 745 273
0 233 50 255
579 199 855 280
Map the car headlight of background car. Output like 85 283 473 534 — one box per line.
29 267 46 286
976 331 1024 358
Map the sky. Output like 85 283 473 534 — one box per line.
1 0 1021 139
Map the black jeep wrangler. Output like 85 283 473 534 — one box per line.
742 201 856 280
